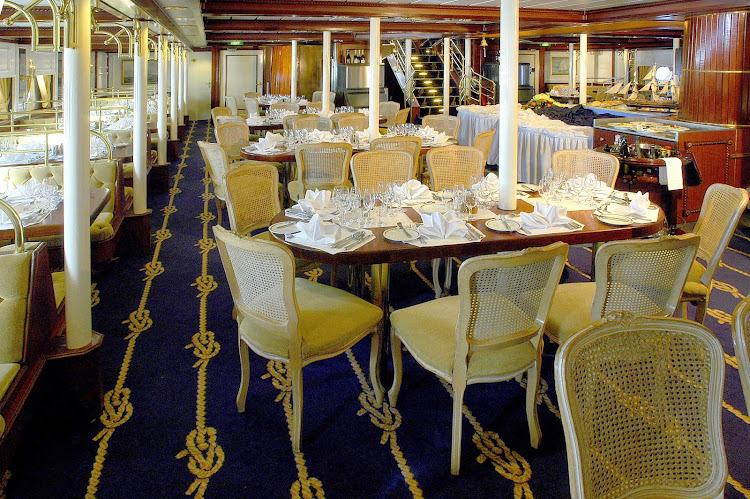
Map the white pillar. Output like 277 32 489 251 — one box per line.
464 38 471 102
290 40 298 100
322 31 331 113
170 41 178 140
133 23 148 214
443 37 450 115
182 47 188 120
405 39 412 107
368 18 380 139
672 38 680 74
157 35 167 164
497 0 519 211
579 33 587 104
63 0 92 349
176 45 184 125
622 49 629 82
568 42 575 95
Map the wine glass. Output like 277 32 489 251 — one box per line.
441 187 453 208
362 189 374 226
539 176 552 204
465 190 478 221
583 174 598 207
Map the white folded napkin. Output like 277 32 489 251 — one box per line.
246 116 265 126
297 189 333 213
254 136 280 153
583 173 612 193
417 126 436 138
264 132 284 148
660 157 684 191
472 172 499 191
629 191 650 216
307 130 335 143
418 210 468 239
355 131 370 146
295 214 344 245
358 108 369 116
433 132 451 144
394 179 431 200
520 202 571 229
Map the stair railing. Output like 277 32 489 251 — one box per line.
389 40 416 109
449 39 496 106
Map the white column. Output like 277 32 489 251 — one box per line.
579 33 587 104
322 31 331 113
157 35 167 164
176 45 184 125
170 41 178 140
405 39 412 107
568 42 575 95
497 0 519 211
133 23 148 214
464 38 471 102
368 18 380 139
63 0 92 349
443 37 450 115
622 49 629 82
290 40 298 100
672 38 680 74
182 47 188 120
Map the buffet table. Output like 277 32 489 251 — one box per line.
457 105 594 183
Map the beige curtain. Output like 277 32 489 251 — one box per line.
36 75 52 109
0 78 11 112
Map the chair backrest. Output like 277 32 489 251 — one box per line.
244 91 260 99
379 101 401 127
0 241 33 364
224 163 281 236
216 122 250 159
294 116 333 132
270 102 300 114
555 313 727 499
332 112 364 130
590 234 700 322
422 114 461 137
692 183 749 287
295 142 352 191
552 149 619 188
733 296 750 416
283 114 306 131
243 97 260 116
213 225 300 345
473 128 495 166
211 107 232 129
225 96 238 116
426 145 485 191
350 151 412 192
456 242 568 351
198 141 230 201
312 90 335 103
395 108 410 125
337 114 368 132
370 136 422 179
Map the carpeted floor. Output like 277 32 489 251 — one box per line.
5 119 750 498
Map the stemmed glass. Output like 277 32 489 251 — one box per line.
583 175 598 207
362 189 374 227
539 176 552 204
333 186 348 224
441 187 453 209
465 190 478 221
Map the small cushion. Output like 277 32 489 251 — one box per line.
51 272 65 309
90 212 115 242
0 245 32 364
0 363 20 402
545 282 596 344
682 260 708 298
391 296 538 381
238 278 382 361
122 163 134 179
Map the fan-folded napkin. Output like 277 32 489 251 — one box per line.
418 211 468 239
246 116 265 126
629 191 650 216
472 172 499 191
520 202 571 229
297 189 333 214
295 214 344 245
394 179 431 200
307 130 335 143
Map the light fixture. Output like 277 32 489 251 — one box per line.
165 5 188 9
540 42 551 47
228 41 244 46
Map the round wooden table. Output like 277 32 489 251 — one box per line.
246 121 284 134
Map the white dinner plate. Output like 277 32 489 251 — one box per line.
485 218 521 233
269 221 301 234
419 203 449 213
383 227 420 243
595 213 633 226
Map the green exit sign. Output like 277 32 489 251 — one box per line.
228 41 244 46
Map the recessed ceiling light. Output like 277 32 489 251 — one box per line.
165 5 188 10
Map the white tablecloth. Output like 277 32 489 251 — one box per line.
457 105 594 183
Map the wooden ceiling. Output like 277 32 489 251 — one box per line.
0 0 747 51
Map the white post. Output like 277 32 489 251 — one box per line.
405 39 412 107
290 40 298 100
672 38 679 74
176 45 184 125
182 47 188 120
443 37 450 115
322 31 331 113
133 22 148 215
368 18 380 139
63 0 92 349
497 0 519 211
622 49 629 82
464 38 471 103
568 42 575 96
170 41 178 140
157 35 167 164
579 33 587 104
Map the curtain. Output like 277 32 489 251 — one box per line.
0 78 11 112
36 75 52 109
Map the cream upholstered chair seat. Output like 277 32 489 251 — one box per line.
732 295 750 415
679 183 749 323
213 225 383 452
546 234 699 345
389 242 568 475
555 313 727 499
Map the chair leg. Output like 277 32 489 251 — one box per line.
388 330 404 406
694 296 707 324
525 362 542 449
369 330 384 407
215 197 223 227
431 258 443 299
680 300 689 318
236 337 250 413
330 264 338 286
443 258 453 296
590 242 599 281
291 365 303 453
451 382 466 475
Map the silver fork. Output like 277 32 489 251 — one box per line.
332 231 364 248
341 231 367 249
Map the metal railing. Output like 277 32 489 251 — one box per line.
0 128 113 168
449 39 495 106
389 40 416 109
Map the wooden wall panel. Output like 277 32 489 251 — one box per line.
263 45 322 99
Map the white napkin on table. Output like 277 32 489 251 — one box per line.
584 173 613 194
253 135 282 153
418 210 468 239
472 172 499 191
433 132 451 145
297 189 333 214
394 179 431 200
629 191 650 216
246 116 265 126
307 130 335 143
417 126 436 138
520 202 571 229
295 214 344 245
355 131 370 147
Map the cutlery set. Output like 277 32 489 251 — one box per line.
330 231 366 250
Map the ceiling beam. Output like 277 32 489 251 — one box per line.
208 32 357 43
201 0 584 23
517 20 684 38
586 0 750 22
128 0 196 48
203 19 481 35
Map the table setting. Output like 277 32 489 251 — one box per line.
0 178 63 230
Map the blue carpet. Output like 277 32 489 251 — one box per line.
5 120 750 498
